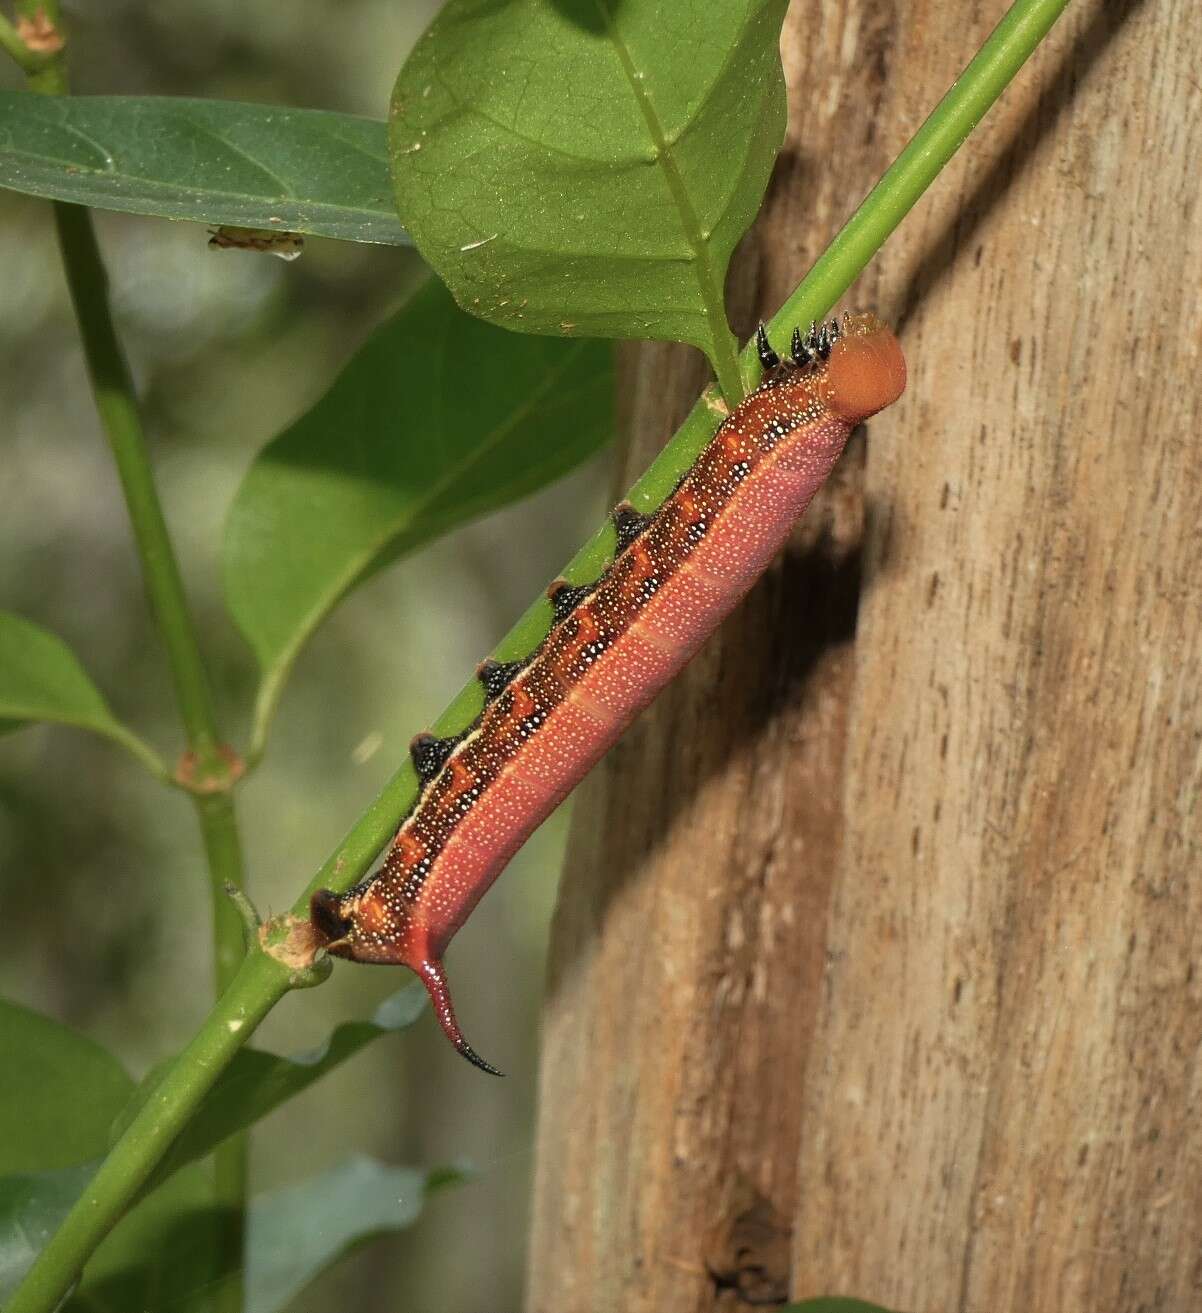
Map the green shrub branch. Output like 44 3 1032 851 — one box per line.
52 189 254 1313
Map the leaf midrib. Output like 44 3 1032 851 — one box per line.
593 0 738 388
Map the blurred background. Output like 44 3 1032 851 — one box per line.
0 4 612 1310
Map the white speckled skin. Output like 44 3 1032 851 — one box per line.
312 318 906 1071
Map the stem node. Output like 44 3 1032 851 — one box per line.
257 910 332 988
174 743 246 794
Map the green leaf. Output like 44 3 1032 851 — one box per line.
0 1000 134 1176
0 1163 95 1304
246 1156 458 1313
2 1154 458 1313
0 994 429 1304
390 0 787 383
0 1166 221 1311
0 612 165 774
111 986 428 1190
0 613 115 738
0 91 407 245
65 1165 225 1313
223 276 613 748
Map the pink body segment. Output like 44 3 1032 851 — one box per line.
311 315 906 1073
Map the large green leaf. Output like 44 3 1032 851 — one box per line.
61 1157 452 1313
0 1163 95 1303
0 91 407 245
110 986 428 1190
246 1156 457 1313
390 0 787 366
0 992 430 1305
0 1000 134 1176
223 276 612 744
0 612 163 772
65 1165 224 1313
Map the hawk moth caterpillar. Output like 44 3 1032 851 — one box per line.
311 314 906 1074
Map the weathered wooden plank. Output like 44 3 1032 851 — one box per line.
792 0 1202 1309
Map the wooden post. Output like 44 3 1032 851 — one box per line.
529 2 1202 1310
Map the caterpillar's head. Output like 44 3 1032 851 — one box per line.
820 313 906 422
309 887 357 958
309 884 408 964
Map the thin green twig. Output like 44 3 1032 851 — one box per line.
770 0 1071 372
4 1 1071 1309
93 719 171 780
195 793 251 1313
7 0 64 94
53 204 223 759
52 197 253 1313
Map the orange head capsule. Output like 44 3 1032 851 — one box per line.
821 313 907 422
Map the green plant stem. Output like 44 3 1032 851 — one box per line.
10 0 64 97
768 0 1072 383
55 196 253 1313
7 1 1070 1309
196 791 251 1313
54 203 222 759
14 0 60 19
50 114 252 1313
92 719 171 780
3 955 290 1313
198 794 250 990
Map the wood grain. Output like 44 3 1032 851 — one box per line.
529 1 1202 1310
792 0 1202 1308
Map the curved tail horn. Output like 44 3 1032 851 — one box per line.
416 958 504 1077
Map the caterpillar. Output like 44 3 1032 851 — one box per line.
311 313 906 1074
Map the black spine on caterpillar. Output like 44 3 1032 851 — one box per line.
612 502 651 553
477 658 525 703
755 323 781 371
547 581 592 623
410 731 458 785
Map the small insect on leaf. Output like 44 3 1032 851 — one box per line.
207 225 305 262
